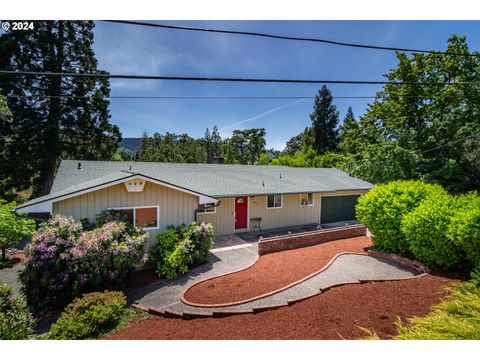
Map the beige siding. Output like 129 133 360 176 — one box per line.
52 181 198 247
197 197 235 236
198 189 368 236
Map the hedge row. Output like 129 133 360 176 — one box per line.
356 180 480 270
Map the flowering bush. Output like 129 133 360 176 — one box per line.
149 222 215 279
20 215 147 309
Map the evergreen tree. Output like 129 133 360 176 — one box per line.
338 107 360 154
0 21 121 197
204 128 212 163
310 85 339 154
211 126 222 158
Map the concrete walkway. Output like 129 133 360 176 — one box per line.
131 250 424 318
127 240 259 312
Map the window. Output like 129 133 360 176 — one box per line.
300 193 314 207
109 206 159 230
198 202 216 214
267 194 282 209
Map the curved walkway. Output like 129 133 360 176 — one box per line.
132 251 426 319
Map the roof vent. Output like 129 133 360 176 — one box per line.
124 177 145 192
262 181 265 187
279 173 282 179
129 165 132 171
77 162 82 170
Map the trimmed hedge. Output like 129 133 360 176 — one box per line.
401 193 465 269
0 284 34 340
448 193 480 269
356 180 447 255
48 291 127 340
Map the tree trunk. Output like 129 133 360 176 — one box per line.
1 247 6 262
35 21 64 196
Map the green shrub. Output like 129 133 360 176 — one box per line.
0 284 34 339
356 180 447 255
448 192 480 269
401 193 465 269
48 291 127 339
149 222 214 279
393 279 480 339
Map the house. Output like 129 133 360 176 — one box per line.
16 160 373 246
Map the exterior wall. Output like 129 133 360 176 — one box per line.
197 197 235 236
198 189 369 236
52 181 198 247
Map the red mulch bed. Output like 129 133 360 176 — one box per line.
105 271 464 340
183 236 373 305
0 252 26 269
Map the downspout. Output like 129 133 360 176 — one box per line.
195 201 222 222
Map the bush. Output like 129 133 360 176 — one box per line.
0 200 36 262
48 291 126 339
20 215 148 309
149 222 214 279
356 180 447 255
0 284 34 339
393 278 480 339
448 192 480 269
401 193 465 269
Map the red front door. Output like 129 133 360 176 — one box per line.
235 196 248 230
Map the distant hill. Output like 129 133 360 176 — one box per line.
119 137 142 155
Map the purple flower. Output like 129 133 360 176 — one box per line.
78 274 88 285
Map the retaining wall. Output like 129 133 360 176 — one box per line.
257 224 367 255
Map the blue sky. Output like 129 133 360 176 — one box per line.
92 21 480 150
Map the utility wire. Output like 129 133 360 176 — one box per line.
0 70 477 86
3 94 470 100
422 132 480 153
104 20 479 58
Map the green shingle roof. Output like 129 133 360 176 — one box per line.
18 160 373 209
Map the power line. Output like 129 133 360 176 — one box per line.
104 20 479 58
0 70 477 86
3 94 470 100
422 132 480 153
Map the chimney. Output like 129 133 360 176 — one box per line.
212 156 224 164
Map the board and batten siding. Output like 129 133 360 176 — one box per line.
52 181 198 246
197 197 235 237
198 189 368 236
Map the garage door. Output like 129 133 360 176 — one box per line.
321 195 360 224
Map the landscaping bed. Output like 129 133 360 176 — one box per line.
105 271 463 340
183 236 372 305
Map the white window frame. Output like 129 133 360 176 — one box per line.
300 193 314 207
197 202 217 214
266 194 283 209
107 205 160 230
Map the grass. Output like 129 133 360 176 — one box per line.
361 270 480 340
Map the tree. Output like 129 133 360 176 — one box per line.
349 35 480 192
338 107 360 154
228 128 266 164
0 201 36 262
258 153 271 165
0 21 121 197
310 85 340 154
211 126 222 158
285 127 313 155
204 128 212 163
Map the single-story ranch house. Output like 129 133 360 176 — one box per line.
16 160 373 246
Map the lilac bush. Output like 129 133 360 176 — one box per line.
20 215 147 309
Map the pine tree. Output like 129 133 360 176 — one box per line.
339 106 360 154
204 128 212 163
0 21 121 197
211 125 222 158
310 85 339 154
